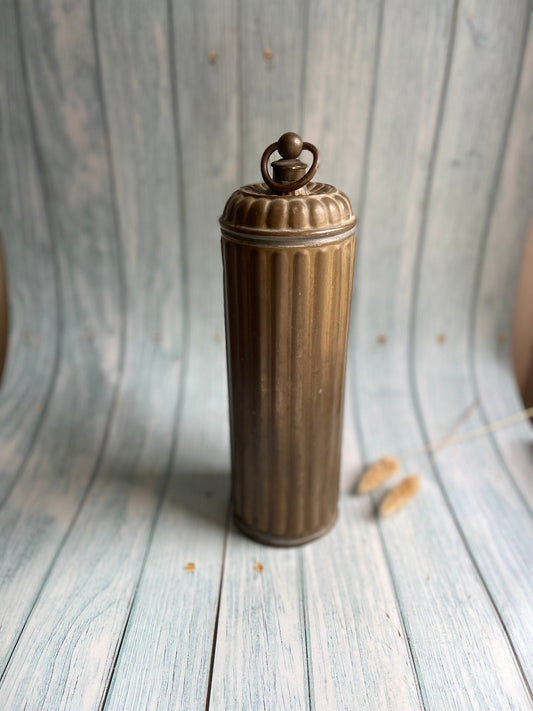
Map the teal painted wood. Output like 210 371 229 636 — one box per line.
303 497 421 710
240 0 307 185
168 0 238 478
339 371 363 491
0 0 532 709
0 0 186 707
209 523 309 710
473 15 533 509
0 0 124 678
412 0 533 690
351 0 533 708
0 0 59 504
104 476 228 711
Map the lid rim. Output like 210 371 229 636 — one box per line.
220 224 356 248
219 219 357 238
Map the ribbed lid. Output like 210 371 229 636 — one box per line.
219 132 356 238
220 182 355 237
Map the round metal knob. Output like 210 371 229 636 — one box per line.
277 132 303 159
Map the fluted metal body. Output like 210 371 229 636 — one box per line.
222 230 355 545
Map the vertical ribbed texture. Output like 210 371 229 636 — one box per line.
222 233 356 543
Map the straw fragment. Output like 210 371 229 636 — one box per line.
379 475 420 517
357 456 399 494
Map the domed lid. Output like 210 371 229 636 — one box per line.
220 132 356 239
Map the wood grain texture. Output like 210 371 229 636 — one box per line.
96 476 228 711
168 0 238 478
351 0 533 707
0 0 185 706
412 0 533 690
303 497 421 711
208 522 309 710
0 0 124 678
340 370 362 490
0 0 532 709
302 0 381 213
0 239 8 386
473 14 533 509
0 0 59 504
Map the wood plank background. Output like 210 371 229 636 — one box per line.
0 0 532 709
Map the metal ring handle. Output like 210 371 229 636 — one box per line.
260 140 319 193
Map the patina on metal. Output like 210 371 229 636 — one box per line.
220 132 356 546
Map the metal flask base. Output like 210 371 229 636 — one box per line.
233 509 339 547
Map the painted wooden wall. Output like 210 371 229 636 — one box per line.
1 0 533 708
0 0 532 477
2 0 531 484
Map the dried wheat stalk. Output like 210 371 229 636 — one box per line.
357 456 400 494
379 475 420 517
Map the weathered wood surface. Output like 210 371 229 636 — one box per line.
0 0 124 687
350 1 533 708
474 17 533 511
0 0 532 709
169 0 236 479
0 0 59 505
0 1 185 707
411 0 533 691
